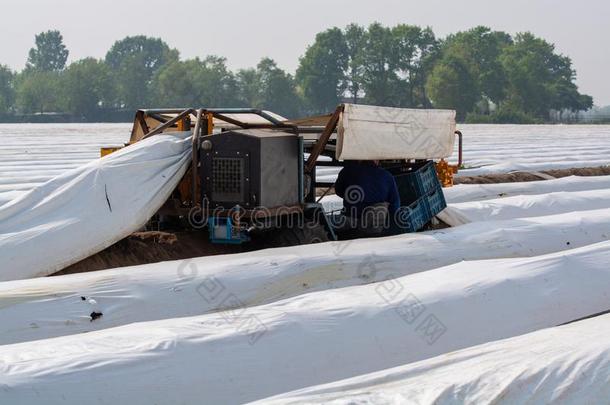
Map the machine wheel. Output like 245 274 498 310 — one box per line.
267 221 330 248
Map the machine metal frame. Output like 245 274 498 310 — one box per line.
123 105 463 243
129 105 462 203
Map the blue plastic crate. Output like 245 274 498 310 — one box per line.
418 161 439 195
394 172 421 206
208 217 249 244
426 182 447 216
392 161 440 205
401 160 438 196
395 197 431 233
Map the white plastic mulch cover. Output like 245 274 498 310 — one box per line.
2 241 610 404
336 104 456 160
439 188 610 226
443 175 610 204
0 131 192 281
257 313 610 404
1 207 610 346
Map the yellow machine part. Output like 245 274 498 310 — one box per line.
177 116 191 131
435 159 459 187
100 146 123 157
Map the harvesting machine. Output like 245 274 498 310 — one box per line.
105 104 462 247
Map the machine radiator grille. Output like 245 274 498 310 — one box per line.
212 157 244 202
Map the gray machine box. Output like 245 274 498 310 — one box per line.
200 129 300 209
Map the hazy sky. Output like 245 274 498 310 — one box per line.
3 0 609 105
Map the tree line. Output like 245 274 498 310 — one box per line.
0 25 593 123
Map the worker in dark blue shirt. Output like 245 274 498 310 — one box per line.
334 160 401 237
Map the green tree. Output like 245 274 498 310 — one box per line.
500 32 591 118
296 27 348 113
154 59 201 106
61 58 113 118
235 68 260 106
413 27 440 108
359 23 398 106
257 58 302 117
0 65 15 114
26 30 69 72
194 56 240 107
153 56 239 107
236 58 302 117
441 27 512 105
426 55 478 120
105 36 179 108
16 71 60 114
391 25 437 107
344 24 366 103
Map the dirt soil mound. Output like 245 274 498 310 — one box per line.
56 231 250 276
56 167 610 276
455 166 610 184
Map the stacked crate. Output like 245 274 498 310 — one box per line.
392 161 447 233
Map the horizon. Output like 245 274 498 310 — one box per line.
2 0 609 106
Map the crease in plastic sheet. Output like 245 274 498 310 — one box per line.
0 131 192 281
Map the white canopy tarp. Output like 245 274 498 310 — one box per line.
2 241 610 404
0 132 192 281
336 104 456 160
256 313 610 404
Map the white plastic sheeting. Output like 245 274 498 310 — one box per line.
336 104 456 160
2 241 610 404
0 190 25 207
257 313 610 404
0 132 192 282
439 188 610 226
321 174 610 211
456 124 610 176
444 175 610 203
1 207 609 345
0 123 129 196
3 124 610 204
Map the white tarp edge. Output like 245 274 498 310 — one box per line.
0 132 192 281
256 313 610 404
336 104 456 160
2 241 610 404
438 188 610 226
443 175 610 204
